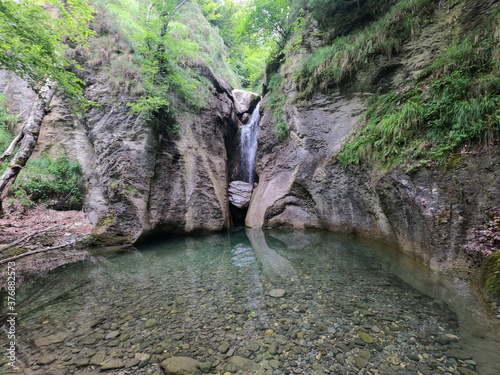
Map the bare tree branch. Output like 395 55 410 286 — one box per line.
0 225 59 252
0 132 24 163
0 241 76 264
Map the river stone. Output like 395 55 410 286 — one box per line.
355 350 371 369
126 358 141 367
218 342 230 354
37 354 57 365
34 332 68 347
105 330 120 339
358 332 374 344
228 181 253 208
161 356 202 375
445 349 471 360
135 353 151 361
75 357 90 367
247 342 260 352
101 358 126 370
457 367 479 375
268 289 286 298
232 89 260 114
89 351 106 365
144 318 157 328
232 306 247 314
228 356 258 371
268 359 280 369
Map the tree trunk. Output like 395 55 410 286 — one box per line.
0 80 55 213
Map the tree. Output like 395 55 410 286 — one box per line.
0 0 94 213
236 0 291 49
128 0 198 118
0 0 94 99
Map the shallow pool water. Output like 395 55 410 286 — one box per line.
2 229 500 375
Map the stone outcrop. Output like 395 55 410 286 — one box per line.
82 74 236 241
228 181 253 208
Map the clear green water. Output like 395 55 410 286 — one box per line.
3 229 500 375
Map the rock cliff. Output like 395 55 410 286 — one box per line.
247 0 500 272
1 69 237 243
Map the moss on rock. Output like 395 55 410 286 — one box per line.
480 250 500 300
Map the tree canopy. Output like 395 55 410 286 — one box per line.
0 0 94 100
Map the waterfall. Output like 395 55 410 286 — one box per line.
240 102 260 184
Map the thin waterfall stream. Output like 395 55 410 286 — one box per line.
240 102 260 184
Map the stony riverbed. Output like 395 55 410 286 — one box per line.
1 230 498 375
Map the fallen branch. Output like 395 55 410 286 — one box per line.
0 225 59 252
0 241 75 264
0 132 24 163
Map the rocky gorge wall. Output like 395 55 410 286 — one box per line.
246 0 500 272
0 68 240 243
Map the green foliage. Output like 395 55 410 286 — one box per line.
267 72 289 139
0 0 94 107
296 0 432 99
339 32 500 168
79 0 240 124
12 152 84 209
219 0 294 89
235 0 291 48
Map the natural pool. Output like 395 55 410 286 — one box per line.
2 229 500 375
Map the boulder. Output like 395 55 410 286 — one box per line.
228 181 253 208
232 89 260 115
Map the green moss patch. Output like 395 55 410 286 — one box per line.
480 250 500 299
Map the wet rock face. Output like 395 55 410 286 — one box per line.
145 91 235 237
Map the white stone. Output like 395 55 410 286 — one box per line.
228 181 253 208
268 289 286 298
232 89 260 114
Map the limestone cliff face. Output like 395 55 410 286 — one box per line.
247 0 500 271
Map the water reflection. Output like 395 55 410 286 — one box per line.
246 228 297 278
231 243 256 267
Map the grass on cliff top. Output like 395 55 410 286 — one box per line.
70 0 238 117
338 7 500 169
295 0 434 100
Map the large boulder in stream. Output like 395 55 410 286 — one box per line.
232 89 260 115
228 181 253 208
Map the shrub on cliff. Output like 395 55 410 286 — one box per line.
11 152 83 210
